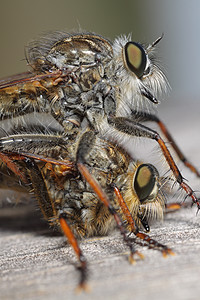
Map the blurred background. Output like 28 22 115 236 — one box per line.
0 0 200 102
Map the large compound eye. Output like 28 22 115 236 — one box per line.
133 164 159 203
124 42 147 78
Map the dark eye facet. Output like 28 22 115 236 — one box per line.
124 42 147 78
134 164 158 203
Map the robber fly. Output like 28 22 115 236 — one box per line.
0 31 199 203
0 31 199 289
0 128 172 288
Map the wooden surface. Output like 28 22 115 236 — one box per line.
0 100 200 300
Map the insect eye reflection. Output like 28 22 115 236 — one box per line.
123 42 147 78
133 164 159 203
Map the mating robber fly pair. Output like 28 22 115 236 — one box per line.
0 31 199 290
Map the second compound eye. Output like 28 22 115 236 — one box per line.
124 42 147 78
133 164 159 203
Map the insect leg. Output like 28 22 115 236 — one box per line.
132 110 200 177
0 152 28 184
24 158 56 220
9 155 88 290
165 202 192 213
113 185 174 256
76 131 143 262
59 213 88 291
108 117 200 210
78 162 143 263
0 156 29 192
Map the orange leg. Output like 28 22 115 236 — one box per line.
78 162 174 262
59 214 88 291
157 120 200 177
156 137 200 210
165 202 192 214
109 117 200 211
8 151 76 171
131 110 200 177
0 152 28 183
114 186 174 257
78 162 142 262
1 151 87 290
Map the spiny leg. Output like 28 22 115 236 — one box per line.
25 156 88 288
113 185 174 257
24 158 88 290
76 130 143 262
24 158 56 220
0 152 28 184
78 162 142 263
0 133 76 189
157 120 200 176
0 154 58 222
0 151 88 290
108 117 200 211
131 110 200 177
59 213 88 291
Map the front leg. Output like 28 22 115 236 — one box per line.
108 116 200 210
131 110 200 177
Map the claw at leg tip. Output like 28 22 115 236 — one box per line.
129 254 136 264
162 249 175 257
75 282 90 293
168 249 175 256
129 251 144 264
137 251 145 260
